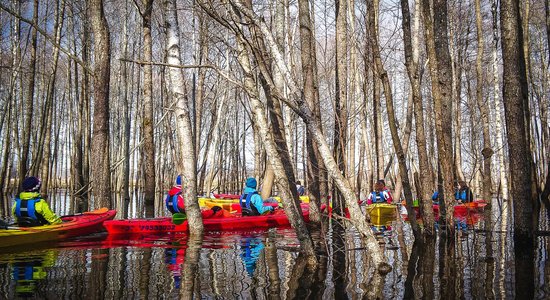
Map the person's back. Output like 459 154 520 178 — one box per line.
12 177 61 227
240 178 273 216
165 175 185 214
367 180 393 204
455 181 474 203
296 181 305 196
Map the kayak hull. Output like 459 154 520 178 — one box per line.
0 209 116 248
104 208 310 234
366 203 397 225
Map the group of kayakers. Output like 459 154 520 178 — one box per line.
11 174 476 227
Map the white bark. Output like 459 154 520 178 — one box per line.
164 0 202 234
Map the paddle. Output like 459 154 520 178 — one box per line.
61 207 109 218
172 213 187 225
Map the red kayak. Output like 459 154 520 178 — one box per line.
104 208 310 234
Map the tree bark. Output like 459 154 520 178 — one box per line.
89 0 112 209
369 0 420 237
19 0 39 191
400 0 435 234
298 0 323 222
475 0 493 203
333 0 349 214
421 0 455 233
141 0 156 217
40 0 65 194
500 0 535 296
164 0 202 235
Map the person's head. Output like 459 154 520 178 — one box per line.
22 176 41 192
296 180 301 186
375 179 386 191
458 180 467 189
245 177 257 189
175 175 182 187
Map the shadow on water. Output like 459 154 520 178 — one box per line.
1 195 549 298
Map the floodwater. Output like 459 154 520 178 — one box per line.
0 194 548 299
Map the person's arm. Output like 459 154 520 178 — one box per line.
385 191 393 203
252 194 273 214
36 200 62 225
367 193 373 205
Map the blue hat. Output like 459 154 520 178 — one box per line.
246 177 257 189
22 176 41 192
176 175 182 186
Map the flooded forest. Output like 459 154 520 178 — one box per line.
0 0 549 298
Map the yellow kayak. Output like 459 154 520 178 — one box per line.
366 203 397 226
199 195 309 207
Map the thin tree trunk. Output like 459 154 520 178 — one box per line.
40 0 65 194
89 0 112 209
138 0 156 217
298 0 323 222
369 0 419 237
401 0 435 235
421 0 456 233
491 0 509 201
332 0 349 215
19 0 38 190
476 0 493 203
164 0 202 235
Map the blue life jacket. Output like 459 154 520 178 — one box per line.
15 198 47 227
455 188 473 203
240 191 260 216
370 191 386 203
165 193 182 214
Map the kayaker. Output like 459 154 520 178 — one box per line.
455 180 474 204
431 190 440 204
367 180 393 204
165 175 227 218
12 176 62 227
240 177 274 216
296 181 305 196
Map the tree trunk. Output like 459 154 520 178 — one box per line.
475 0 493 203
421 0 455 233
500 0 535 296
369 0 420 237
298 0 323 222
491 0 509 201
89 0 112 209
400 0 435 234
19 0 39 190
141 0 156 217
40 0 65 194
333 0 349 214
164 0 202 235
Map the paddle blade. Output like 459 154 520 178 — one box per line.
172 213 187 225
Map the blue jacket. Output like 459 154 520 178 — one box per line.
241 187 273 215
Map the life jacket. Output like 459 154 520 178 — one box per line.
370 191 386 203
455 189 472 202
240 191 260 216
15 198 48 227
165 192 183 214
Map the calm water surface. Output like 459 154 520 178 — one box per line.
0 195 548 299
